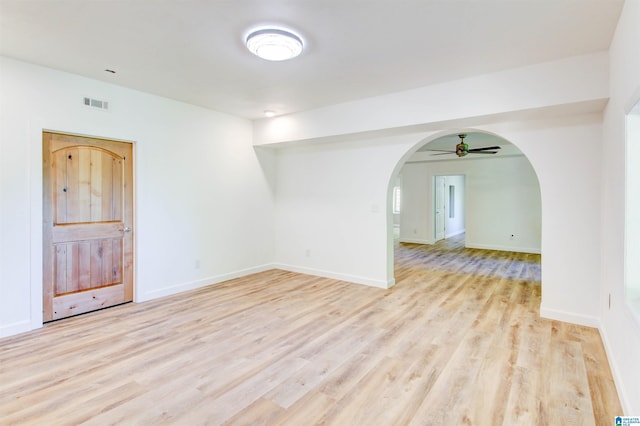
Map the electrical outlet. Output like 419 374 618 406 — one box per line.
305 249 311 257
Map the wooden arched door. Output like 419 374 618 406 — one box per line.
43 132 134 321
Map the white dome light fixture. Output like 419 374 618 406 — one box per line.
246 28 303 61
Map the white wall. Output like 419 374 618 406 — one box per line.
400 156 540 253
273 134 421 288
0 57 276 337
399 163 431 244
600 0 640 415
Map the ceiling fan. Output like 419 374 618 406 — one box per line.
429 134 501 157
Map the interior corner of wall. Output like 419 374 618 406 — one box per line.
0 319 35 338
597 319 633 415
539 305 601 328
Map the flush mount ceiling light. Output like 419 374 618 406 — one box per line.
246 28 303 61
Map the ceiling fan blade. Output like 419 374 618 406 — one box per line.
468 151 498 154
425 149 457 153
468 146 501 152
430 152 456 156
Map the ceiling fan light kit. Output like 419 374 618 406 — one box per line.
246 28 303 61
430 134 502 157
456 134 469 157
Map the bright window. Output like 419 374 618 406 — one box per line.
393 186 401 214
449 185 455 218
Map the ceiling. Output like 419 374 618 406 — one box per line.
0 1 624 120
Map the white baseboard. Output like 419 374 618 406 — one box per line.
539 306 600 328
139 263 276 301
0 319 34 338
598 323 632 415
273 263 392 289
3 263 391 339
465 242 541 254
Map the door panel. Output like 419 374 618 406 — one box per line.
53 239 123 295
43 132 133 321
52 284 125 320
53 147 123 224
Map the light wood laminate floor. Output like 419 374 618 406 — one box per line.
0 235 622 425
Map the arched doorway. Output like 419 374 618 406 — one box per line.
387 129 542 286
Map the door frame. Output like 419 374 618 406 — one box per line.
433 174 466 242
434 175 446 242
42 131 135 321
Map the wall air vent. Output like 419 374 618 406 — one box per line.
83 97 109 111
